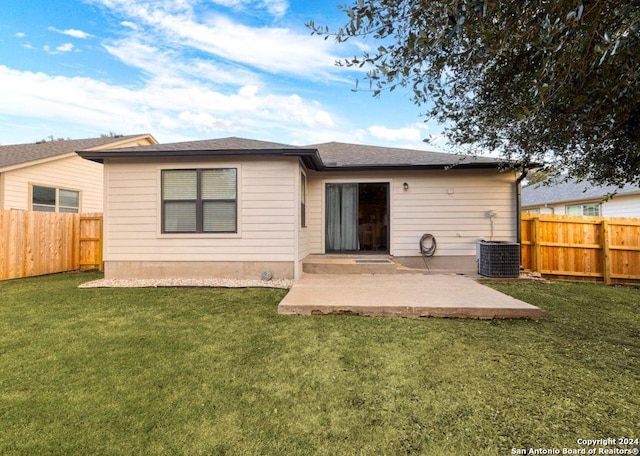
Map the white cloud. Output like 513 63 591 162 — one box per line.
90 0 344 79
0 65 336 142
56 43 75 52
48 27 93 39
103 38 258 86
188 15 336 75
15 32 26 38
177 111 241 132
208 0 288 17
258 0 289 17
120 21 139 30
43 43 75 54
368 124 426 142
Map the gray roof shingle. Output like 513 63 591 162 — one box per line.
0 134 151 170
307 141 503 168
80 136 505 170
522 177 640 206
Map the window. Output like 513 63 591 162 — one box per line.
162 168 237 233
524 208 540 214
566 203 600 216
32 185 80 213
300 172 307 228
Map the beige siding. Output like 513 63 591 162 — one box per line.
306 169 324 254
2 155 103 212
527 194 640 217
307 169 517 257
296 166 311 278
104 157 299 264
602 194 640 217
0 135 156 213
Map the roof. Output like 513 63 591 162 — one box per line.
78 137 324 170
522 177 640 207
0 134 155 171
307 141 503 169
78 136 507 171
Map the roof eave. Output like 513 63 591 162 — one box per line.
319 162 506 171
77 147 508 172
77 148 325 170
0 152 78 173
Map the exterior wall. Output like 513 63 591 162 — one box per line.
0 136 156 213
103 156 300 279
296 165 310 277
524 194 640 218
601 194 640 217
306 168 517 257
104 159 516 279
0 172 4 209
2 154 103 212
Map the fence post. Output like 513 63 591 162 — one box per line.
97 215 104 271
533 216 541 273
602 219 611 285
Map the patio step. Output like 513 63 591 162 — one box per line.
278 274 546 319
302 255 405 274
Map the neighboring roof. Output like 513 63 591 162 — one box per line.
0 134 156 171
522 177 640 207
78 136 506 171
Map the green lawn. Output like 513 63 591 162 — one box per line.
1 273 638 455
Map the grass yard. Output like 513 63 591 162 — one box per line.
1 273 639 455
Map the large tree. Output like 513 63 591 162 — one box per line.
310 1 640 185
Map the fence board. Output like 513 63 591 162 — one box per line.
80 214 103 271
0 210 103 281
522 213 640 284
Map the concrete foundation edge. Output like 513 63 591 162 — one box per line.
104 261 295 280
278 305 546 320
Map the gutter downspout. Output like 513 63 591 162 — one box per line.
515 169 528 248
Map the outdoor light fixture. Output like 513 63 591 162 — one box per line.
403 182 409 191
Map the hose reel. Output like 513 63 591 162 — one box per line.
419 233 437 257
419 233 436 271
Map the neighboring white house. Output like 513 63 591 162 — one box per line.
0 134 157 213
79 137 523 280
522 177 640 217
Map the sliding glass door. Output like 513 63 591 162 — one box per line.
325 183 389 253
326 183 359 252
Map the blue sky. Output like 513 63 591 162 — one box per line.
0 0 444 149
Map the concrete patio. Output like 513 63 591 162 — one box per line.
277 273 545 319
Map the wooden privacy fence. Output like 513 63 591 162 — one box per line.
0 209 103 281
521 213 640 284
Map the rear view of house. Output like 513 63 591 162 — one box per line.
79 137 521 279
0 134 156 214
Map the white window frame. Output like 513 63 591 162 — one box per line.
565 203 601 216
30 184 81 213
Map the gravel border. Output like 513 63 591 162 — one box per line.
78 278 294 289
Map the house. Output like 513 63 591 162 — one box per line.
0 134 157 213
522 177 640 217
78 137 522 280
